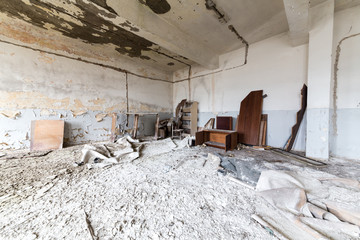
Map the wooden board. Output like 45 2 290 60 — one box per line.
195 131 204 145
182 116 191 121
154 114 160 140
132 114 139 139
189 102 198 136
110 113 117 142
209 132 226 144
236 90 263 145
30 120 64 151
258 114 268 146
262 115 267 146
204 118 215 129
216 116 233 130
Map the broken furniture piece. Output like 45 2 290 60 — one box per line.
174 99 198 137
216 116 233 130
197 118 215 132
284 84 307 152
181 101 198 136
157 118 172 139
172 127 184 140
236 90 264 145
204 118 215 129
30 120 64 151
195 129 237 151
126 113 159 140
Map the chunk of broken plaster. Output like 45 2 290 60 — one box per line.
40 109 56 116
95 113 107 122
71 110 87 117
0 110 21 119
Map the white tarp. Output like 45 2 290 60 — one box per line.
256 170 360 240
78 136 140 169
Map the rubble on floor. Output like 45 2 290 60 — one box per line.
0 139 271 239
256 170 360 240
0 139 359 239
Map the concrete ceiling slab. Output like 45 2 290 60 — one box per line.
0 0 359 72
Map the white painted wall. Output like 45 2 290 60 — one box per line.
174 33 308 151
330 5 360 160
0 42 173 149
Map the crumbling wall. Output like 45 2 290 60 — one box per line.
330 5 360 160
173 33 308 151
0 42 173 150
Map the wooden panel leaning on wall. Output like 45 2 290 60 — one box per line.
236 90 263 146
31 120 65 151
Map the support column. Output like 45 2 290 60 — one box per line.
306 0 334 160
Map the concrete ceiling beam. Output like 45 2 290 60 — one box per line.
283 0 310 46
107 0 219 70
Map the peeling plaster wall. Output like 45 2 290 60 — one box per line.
173 33 308 151
0 42 172 150
330 5 360 160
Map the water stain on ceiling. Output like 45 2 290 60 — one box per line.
138 0 171 14
89 0 117 14
0 0 153 59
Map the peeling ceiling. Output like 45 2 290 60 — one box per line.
0 0 359 72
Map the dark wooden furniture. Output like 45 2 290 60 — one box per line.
216 116 233 130
236 90 263 145
195 129 238 151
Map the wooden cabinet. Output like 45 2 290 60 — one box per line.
195 129 237 151
181 101 198 136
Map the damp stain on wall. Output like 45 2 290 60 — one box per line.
138 0 171 14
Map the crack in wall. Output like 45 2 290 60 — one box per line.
188 66 192 101
332 32 360 136
126 72 129 127
228 25 249 65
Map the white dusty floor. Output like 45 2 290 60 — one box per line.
0 139 272 240
0 138 359 240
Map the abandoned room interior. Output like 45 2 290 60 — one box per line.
0 0 359 239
